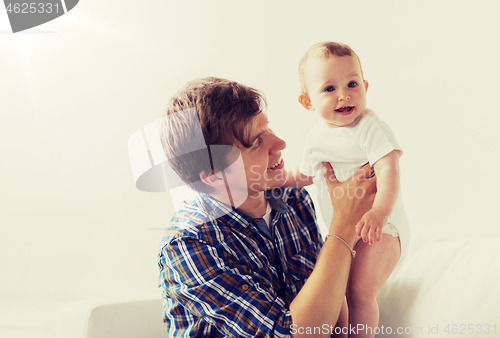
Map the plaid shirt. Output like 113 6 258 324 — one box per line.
158 187 323 337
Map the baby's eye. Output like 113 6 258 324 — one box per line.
348 81 358 88
324 86 335 92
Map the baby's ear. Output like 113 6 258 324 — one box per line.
298 93 314 111
364 80 369 92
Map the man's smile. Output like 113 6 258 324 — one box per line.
267 158 284 170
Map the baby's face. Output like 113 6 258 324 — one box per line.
302 55 368 128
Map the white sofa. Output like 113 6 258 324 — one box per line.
377 237 500 338
56 297 167 338
56 237 500 338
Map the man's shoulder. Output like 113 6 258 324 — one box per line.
159 194 233 250
159 188 315 249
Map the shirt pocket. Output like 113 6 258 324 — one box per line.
287 243 318 292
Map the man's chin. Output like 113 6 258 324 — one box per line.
268 168 288 184
263 178 288 191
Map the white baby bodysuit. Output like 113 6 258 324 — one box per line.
300 109 410 263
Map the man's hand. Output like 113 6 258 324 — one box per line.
356 208 388 245
323 162 377 240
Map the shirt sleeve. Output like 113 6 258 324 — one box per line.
159 235 293 338
299 125 322 177
357 113 403 166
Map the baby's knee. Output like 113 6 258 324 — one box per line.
348 281 378 304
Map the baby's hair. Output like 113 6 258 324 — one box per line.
298 41 364 93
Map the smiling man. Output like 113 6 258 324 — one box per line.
157 77 376 338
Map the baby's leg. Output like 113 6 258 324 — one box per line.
347 234 400 338
331 297 348 338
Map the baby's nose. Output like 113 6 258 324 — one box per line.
338 89 350 100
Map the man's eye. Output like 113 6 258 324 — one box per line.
252 139 261 149
348 81 358 88
325 86 335 92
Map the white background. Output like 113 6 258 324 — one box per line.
1 0 499 301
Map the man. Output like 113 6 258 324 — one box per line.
158 77 376 337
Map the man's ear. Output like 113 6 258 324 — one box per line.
298 93 314 111
364 80 369 93
199 170 224 187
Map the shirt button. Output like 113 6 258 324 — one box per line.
242 284 249 291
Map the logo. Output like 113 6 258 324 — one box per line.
128 108 247 222
3 0 79 33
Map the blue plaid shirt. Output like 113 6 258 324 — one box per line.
158 187 323 337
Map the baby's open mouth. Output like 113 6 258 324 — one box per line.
335 106 354 114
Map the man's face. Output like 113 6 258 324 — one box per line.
303 55 369 128
225 112 287 199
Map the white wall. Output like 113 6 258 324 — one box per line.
1 0 499 300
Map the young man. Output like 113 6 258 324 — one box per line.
158 77 376 337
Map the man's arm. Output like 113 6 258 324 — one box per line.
290 163 376 337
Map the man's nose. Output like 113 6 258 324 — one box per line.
270 133 286 153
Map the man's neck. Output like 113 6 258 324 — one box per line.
236 192 268 218
209 188 268 218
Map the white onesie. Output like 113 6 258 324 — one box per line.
300 109 410 264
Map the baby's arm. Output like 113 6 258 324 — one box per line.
283 164 314 188
356 150 400 244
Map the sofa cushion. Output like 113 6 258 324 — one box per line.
56 298 167 338
378 237 500 337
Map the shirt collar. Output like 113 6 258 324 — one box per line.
265 188 289 214
197 188 290 227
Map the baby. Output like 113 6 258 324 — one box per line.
285 42 410 337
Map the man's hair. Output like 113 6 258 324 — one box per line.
159 77 265 193
298 41 364 93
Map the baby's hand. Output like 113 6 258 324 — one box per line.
356 209 389 245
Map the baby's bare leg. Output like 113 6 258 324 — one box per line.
347 234 400 338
